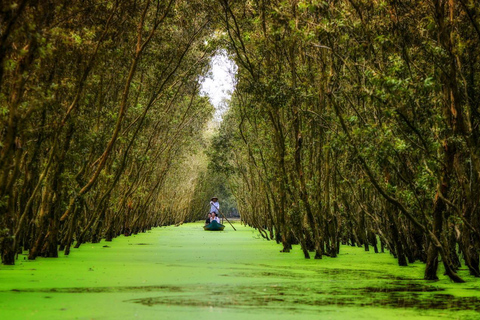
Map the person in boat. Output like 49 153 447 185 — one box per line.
211 212 220 223
210 197 220 216
205 213 212 225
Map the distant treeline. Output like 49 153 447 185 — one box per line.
210 0 480 283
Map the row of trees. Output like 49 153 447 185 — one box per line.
0 0 216 264
3 0 480 285
210 0 480 282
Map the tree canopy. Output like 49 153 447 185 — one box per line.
1 0 480 283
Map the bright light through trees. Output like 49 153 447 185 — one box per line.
199 49 237 121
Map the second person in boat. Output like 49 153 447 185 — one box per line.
205 213 212 225
211 212 220 223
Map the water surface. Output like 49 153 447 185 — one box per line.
1 222 480 319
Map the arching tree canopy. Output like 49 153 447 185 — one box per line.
1 0 480 284
0 0 216 263
209 0 480 283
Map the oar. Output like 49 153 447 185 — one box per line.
212 202 236 231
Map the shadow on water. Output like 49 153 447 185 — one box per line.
120 270 480 312
7 267 480 312
8 281 480 312
7 285 184 293
122 282 480 312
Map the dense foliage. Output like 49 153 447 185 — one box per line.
211 0 480 283
0 0 215 264
2 0 480 284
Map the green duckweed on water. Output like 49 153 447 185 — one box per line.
1 222 480 320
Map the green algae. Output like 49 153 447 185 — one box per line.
1 222 480 319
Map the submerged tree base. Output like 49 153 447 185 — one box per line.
1 222 480 320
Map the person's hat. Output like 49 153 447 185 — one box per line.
211 197 218 201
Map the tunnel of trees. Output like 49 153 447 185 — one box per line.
1 0 480 284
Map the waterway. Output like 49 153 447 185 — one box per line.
1 222 480 319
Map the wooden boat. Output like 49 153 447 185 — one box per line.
204 220 225 231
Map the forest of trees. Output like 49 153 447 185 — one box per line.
1 0 480 284
0 0 219 264
209 0 480 283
